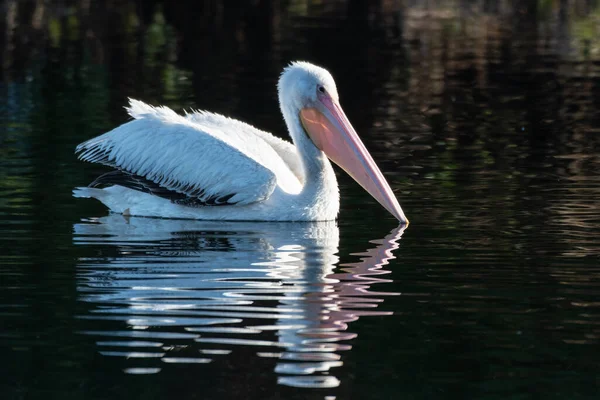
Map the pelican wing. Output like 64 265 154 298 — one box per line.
185 110 304 182
76 99 298 206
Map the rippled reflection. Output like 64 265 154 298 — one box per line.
73 215 404 388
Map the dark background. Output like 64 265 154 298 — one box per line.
1 1 599 399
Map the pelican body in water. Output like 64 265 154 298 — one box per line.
75 62 408 223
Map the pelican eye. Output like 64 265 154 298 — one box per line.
318 85 325 94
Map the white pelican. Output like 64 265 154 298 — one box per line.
74 62 408 223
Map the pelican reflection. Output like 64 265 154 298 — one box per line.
74 215 405 388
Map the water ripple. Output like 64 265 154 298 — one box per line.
73 216 404 388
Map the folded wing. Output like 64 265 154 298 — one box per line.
76 99 300 206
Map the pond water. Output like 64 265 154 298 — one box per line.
1 2 599 399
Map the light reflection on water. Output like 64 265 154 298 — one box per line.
73 215 404 388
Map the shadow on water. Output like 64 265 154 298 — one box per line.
73 215 404 390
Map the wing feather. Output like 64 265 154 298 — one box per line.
185 110 304 183
76 99 295 205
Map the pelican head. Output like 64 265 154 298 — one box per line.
278 61 408 224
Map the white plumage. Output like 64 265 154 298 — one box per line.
75 62 408 223
78 100 300 204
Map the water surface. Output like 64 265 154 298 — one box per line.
1 2 600 399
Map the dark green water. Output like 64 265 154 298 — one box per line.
1 2 599 399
